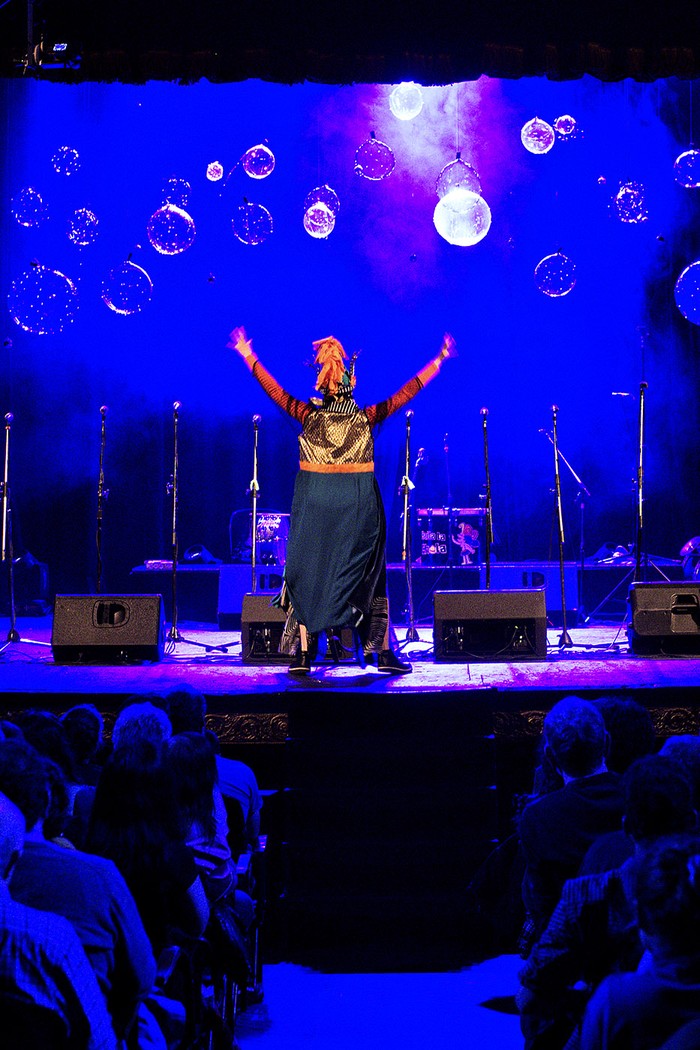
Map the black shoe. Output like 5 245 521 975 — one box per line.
288 650 312 675
377 649 412 674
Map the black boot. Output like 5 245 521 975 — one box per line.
288 650 312 675
377 649 412 674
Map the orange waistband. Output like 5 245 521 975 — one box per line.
299 461 374 474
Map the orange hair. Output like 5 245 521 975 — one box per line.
312 336 348 396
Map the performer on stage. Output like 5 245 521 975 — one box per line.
228 326 456 674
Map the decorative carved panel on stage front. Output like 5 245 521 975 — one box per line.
206 711 288 744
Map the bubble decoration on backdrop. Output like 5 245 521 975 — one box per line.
232 202 273 246
303 184 340 217
521 117 556 155
673 148 700 189
435 156 481 199
303 201 335 239
612 181 648 223
554 115 578 139
674 261 700 325
8 263 78 334
354 133 395 181
389 82 424 121
433 188 492 247
161 177 192 209
206 161 224 182
101 261 153 316
67 208 99 247
242 144 275 180
11 187 49 227
51 146 81 175
534 252 577 297
147 204 196 255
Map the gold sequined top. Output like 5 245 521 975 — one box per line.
246 354 443 474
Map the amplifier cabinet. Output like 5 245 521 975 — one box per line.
433 589 547 662
628 581 700 655
52 594 165 664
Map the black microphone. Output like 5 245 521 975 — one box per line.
415 447 426 469
480 407 488 417
4 413 13 425
100 405 108 416
405 410 414 421
173 401 182 413
252 414 261 426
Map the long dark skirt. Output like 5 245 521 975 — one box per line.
283 470 387 639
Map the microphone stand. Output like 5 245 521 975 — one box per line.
96 406 108 594
480 408 494 589
249 415 261 594
443 431 454 588
538 429 591 624
400 410 418 642
0 412 49 656
166 402 229 653
551 405 573 648
635 381 648 583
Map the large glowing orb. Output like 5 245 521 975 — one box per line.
433 188 491 246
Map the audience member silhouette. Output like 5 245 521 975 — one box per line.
165 685 263 850
0 789 117 1050
518 696 625 947
580 833 700 1049
0 739 157 1043
518 754 698 1050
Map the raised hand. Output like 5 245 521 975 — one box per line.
440 332 457 359
227 326 254 359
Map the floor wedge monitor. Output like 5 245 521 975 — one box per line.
52 594 165 664
433 589 547 661
628 581 700 655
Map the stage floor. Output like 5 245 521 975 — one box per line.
1 615 700 704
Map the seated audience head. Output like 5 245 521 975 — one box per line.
60 704 104 765
0 790 25 882
543 695 609 779
166 731 217 839
623 755 697 847
112 700 171 754
593 695 656 774
634 833 700 957
0 740 51 832
659 735 700 807
166 684 207 736
11 709 78 782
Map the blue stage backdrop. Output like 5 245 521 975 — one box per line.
1 75 699 596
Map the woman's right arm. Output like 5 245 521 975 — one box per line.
228 327 309 423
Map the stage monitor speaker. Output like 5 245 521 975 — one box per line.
433 589 547 661
52 594 165 664
628 581 700 655
240 593 356 665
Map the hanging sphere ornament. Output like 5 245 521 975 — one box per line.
612 181 648 223
534 252 577 297
232 201 273 246
67 208 99 247
303 184 340 217
8 263 78 334
673 148 700 189
389 82 424 121
11 187 49 227
51 146 81 175
521 117 556 155
242 144 275 180
101 260 153 316
433 188 492 247
147 204 196 255
553 115 578 139
354 133 395 181
435 156 481 199
303 201 336 239
674 261 700 325
206 161 224 182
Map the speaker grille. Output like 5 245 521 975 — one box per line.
52 595 165 664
